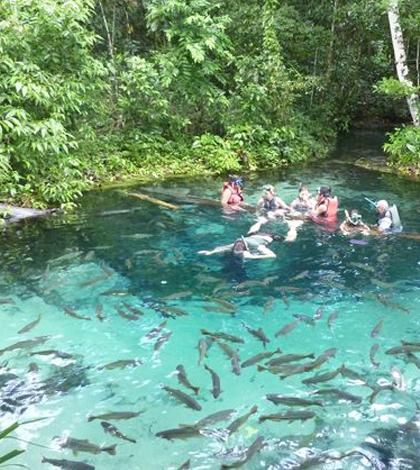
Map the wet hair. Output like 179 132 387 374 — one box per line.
232 238 247 255
298 184 309 194
317 186 331 197
229 175 244 187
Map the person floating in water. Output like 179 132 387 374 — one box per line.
308 185 338 227
290 184 315 214
221 175 245 212
376 199 402 233
340 209 371 235
198 220 302 260
256 185 289 216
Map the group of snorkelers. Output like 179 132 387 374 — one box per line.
200 174 402 260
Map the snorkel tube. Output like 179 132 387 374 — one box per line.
365 197 377 209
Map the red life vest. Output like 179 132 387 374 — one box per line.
222 182 243 205
310 196 338 227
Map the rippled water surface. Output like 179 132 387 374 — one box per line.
2 132 420 470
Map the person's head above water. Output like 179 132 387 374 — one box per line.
317 186 331 198
262 184 276 200
346 209 363 226
229 175 244 188
376 199 389 214
232 236 248 255
298 184 311 199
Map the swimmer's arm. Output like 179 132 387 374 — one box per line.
221 188 232 206
243 245 276 259
248 216 268 234
311 203 327 217
198 244 233 255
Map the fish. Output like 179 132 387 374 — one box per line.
241 348 282 368
162 385 202 411
263 296 275 314
231 353 241 376
242 323 270 348
28 350 74 359
371 278 394 290
97 359 142 371
176 460 191 470
80 273 109 287
275 286 306 293
122 302 145 316
327 310 339 328
262 275 278 285
57 436 116 455
369 384 396 404
266 353 315 367
236 280 267 289
18 315 41 334
221 435 266 469
293 314 315 326
349 262 375 273
154 331 172 353
41 457 95 470
258 410 316 423
310 388 362 403
266 394 323 407
121 233 153 239
385 344 420 355
144 321 167 341
204 364 221 398
176 365 200 395
404 352 420 369
314 305 324 320
200 329 244 344
95 303 104 321
227 405 258 435
203 306 235 315
101 421 136 443
63 307 91 321
198 337 213 365
156 426 201 440
275 320 299 338
339 365 366 382
301 368 341 385
180 409 236 429
116 306 140 321
312 347 338 366
216 340 239 360
204 297 238 312
159 306 189 317
160 291 193 301
0 297 15 304
44 280 67 295
370 344 380 368
87 411 141 422
0 335 51 356
290 270 309 281
371 318 384 338
282 295 290 307
376 297 410 314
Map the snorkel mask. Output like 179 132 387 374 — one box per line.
345 210 363 226
229 175 244 188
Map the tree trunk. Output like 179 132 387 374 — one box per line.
388 0 420 126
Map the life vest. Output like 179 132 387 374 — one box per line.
317 196 338 221
263 197 281 212
222 182 243 205
378 205 402 232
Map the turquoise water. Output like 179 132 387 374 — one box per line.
2 133 420 469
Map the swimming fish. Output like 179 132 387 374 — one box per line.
80 273 109 288
221 435 266 469
56 436 116 455
97 359 143 371
242 322 270 348
176 460 191 470
301 369 340 385
101 421 136 443
266 394 323 407
204 297 238 312
18 315 41 334
28 350 73 359
198 337 213 365
162 385 202 411
122 302 145 316
41 457 95 470
63 307 91 321
200 329 244 344
314 305 324 320
293 314 315 326
180 409 236 429
160 291 193 301
310 388 362 403
95 303 104 321
87 411 141 422
154 331 172 353
176 365 200 395
266 353 315 367
204 364 220 398
159 306 189 317
370 344 380 368
371 318 384 338
144 321 167 341
0 335 51 356
227 405 258 435
116 307 139 321
156 426 201 440
290 270 309 281
327 310 339 328
241 348 282 368
275 320 300 338
263 296 275 314
258 410 316 423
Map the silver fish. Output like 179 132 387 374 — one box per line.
57 436 116 455
18 315 41 334
259 410 316 422
101 421 136 443
241 348 282 368
176 365 200 395
163 386 202 411
275 320 299 338
87 411 141 422
266 394 323 407
371 318 384 338
204 364 220 398
221 435 266 469
41 457 95 470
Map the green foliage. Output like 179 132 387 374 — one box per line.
384 125 420 169
374 78 419 99
0 422 24 466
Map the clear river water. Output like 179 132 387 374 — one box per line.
2 131 420 470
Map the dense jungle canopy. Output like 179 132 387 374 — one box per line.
0 0 419 208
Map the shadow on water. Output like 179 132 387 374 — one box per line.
2 131 420 469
